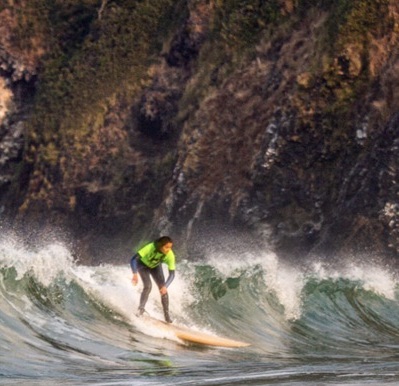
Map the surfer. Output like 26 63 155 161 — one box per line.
130 236 176 323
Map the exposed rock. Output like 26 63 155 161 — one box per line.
0 77 12 122
296 72 313 89
0 6 43 81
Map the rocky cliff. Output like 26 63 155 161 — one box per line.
1 0 399 264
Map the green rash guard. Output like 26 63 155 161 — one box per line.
138 242 176 270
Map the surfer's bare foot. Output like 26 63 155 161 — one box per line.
164 313 173 323
136 308 145 317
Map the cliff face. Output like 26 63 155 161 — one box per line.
161 1 399 261
1 0 399 263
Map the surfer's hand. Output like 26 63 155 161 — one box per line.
160 286 167 295
132 273 138 286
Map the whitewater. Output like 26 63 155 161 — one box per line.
1 238 399 385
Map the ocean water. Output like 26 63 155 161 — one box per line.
1 239 399 385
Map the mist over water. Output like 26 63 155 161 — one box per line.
1 236 399 385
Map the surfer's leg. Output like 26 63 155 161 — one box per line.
161 293 172 323
138 264 152 314
151 266 172 323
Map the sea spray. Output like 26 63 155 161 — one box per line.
206 250 304 320
0 238 74 286
310 260 398 300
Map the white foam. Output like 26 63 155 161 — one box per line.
311 260 397 300
206 250 304 320
206 249 398 319
70 261 194 329
0 239 74 286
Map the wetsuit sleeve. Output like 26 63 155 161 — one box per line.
165 270 175 288
130 253 139 273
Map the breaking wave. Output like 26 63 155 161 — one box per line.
1 238 399 385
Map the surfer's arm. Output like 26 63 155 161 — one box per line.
165 270 175 288
160 271 175 295
130 253 139 285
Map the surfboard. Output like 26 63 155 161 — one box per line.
141 315 250 348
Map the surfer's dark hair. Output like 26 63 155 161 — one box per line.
155 236 173 249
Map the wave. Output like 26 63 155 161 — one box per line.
1 238 399 383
